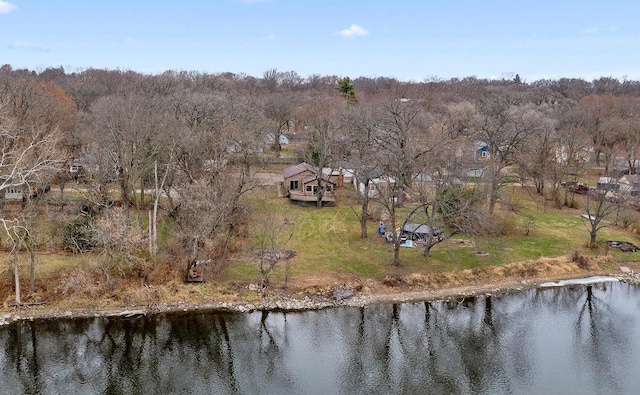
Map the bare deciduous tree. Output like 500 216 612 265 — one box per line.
466 87 534 213
372 95 440 265
583 190 622 248
297 97 347 208
93 206 147 275
253 213 295 288
557 104 591 207
343 101 381 238
513 105 557 195
170 92 268 274
89 93 169 212
0 96 62 305
263 92 294 156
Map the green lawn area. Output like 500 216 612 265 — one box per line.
225 186 640 283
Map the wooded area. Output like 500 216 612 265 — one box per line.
2 64 640 304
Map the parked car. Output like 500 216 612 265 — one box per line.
562 181 589 194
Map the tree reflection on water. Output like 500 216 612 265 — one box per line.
2 282 640 394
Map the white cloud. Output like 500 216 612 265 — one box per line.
260 33 276 42
0 1 16 14
583 25 620 35
7 42 50 52
337 24 369 38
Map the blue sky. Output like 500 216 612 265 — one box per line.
1 0 639 82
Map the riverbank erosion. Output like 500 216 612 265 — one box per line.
2 255 640 325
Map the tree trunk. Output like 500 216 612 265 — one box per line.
360 180 370 238
120 170 130 210
216 222 235 273
393 242 401 267
140 178 145 210
423 241 434 257
316 181 324 208
536 180 544 195
13 252 21 306
389 209 401 266
274 131 281 156
29 247 35 294
489 175 499 214
148 209 153 255
589 230 597 248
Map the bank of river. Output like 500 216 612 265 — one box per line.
2 263 638 326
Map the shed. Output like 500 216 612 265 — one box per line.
401 223 444 242
597 177 619 191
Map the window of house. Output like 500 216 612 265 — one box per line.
290 180 299 190
481 150 488 158
306 185 313 192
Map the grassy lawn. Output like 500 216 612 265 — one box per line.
226 186 640 283
5 183 640 295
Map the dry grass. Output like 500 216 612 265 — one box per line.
384 254 610 290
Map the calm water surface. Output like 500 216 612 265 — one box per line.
1 280 640 394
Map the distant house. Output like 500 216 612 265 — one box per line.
266 132 290 145
357 175 396 199
69 162 82 174
412 173 433 184
475 141 490 160
464 168 485 178
331 161 356 186
4 186 24 202
597 177 619 191
614 158 640 175
3 183 51 202
282 162 336 203
619 175 640 196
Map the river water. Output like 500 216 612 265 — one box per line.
1 278 639 394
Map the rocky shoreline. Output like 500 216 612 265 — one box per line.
617 266 640 284
1 270 633 327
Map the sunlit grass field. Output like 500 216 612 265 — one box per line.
225 186 640 283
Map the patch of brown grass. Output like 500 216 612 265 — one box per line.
385 254 606 290
55 267 105 298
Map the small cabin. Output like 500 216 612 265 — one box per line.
4 186 24 202
282 162 337 203
3 183 51 202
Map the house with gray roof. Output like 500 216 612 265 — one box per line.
282 162 336 203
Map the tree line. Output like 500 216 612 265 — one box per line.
1 64 639 299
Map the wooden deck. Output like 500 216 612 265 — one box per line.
288 190 335 202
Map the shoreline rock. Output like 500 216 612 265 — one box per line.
1 272 629 326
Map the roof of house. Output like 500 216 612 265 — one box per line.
283 162 316 179
598 176 617 184
620 175 640 184
284 162 338 181
302 173 336 185
332 160 356 170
